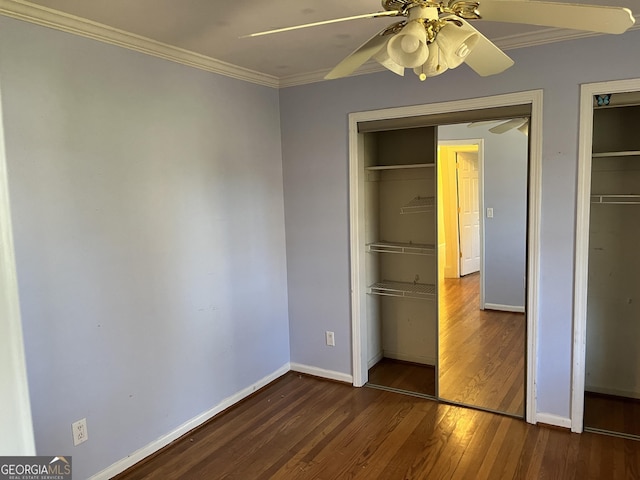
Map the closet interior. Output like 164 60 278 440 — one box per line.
584 93 640 438
364 126 438 397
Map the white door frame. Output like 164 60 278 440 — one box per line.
571 78 640 433
349 90 542 425
438 140 485 308
0 78 36 454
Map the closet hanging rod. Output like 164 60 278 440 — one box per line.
592 151 640 158
591 194 640 205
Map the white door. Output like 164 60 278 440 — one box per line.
457 151 480 276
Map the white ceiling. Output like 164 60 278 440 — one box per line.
3 0 639 85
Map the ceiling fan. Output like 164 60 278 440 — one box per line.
243 0 635 81
468 117 529 134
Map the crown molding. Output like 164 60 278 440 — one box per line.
1 0 638 89
0 0 280 88
278 62 385 88
495 15 640 50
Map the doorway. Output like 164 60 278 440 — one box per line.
456 150 481 277
572 80 640 436
438 142 482 280
349 91 542 424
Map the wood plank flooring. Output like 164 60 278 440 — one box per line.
585 391 640 437
114 372 640 480
368 358 435 396
368 273 525 416
439 273 525 416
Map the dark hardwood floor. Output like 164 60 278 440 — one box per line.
585 391 640 438
368 358 436 396
439 273 525 416
368 273 525 416
114 372 640 479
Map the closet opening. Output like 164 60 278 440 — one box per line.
349 91 541 424
573 83 640 438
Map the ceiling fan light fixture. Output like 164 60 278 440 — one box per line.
435 21 479 69
374 45 405 76
387 20 429 68
413 42 449 80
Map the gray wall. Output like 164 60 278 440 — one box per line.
280 29 640 420
439 123 528 308
0 17 289 479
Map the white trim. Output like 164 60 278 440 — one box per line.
1 1 638 89
349 90 542 425
536 413 572 429
349 118 367 387
279 63 385 88
571 78 640 434
290 363 354 384
0 75 36 455
0 0 279 88
495 17 640 51
484 303 525 314
88 363 290 480
368 350 384 369
526 92 543 426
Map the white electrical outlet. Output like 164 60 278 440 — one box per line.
487 207 494 218
326 331 335 347
72 418 88 446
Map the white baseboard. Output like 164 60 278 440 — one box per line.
368 351 384 369
484 303 525 313
536 412 572 429
585 385 640 400
289 362 353 384
89 363 290 480
383 350 437 367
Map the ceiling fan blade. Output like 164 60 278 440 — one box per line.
241 10 399 38
325 26 399 80
467 120 501 128
453 18 514 76
489 118 528 134
477 1 635 35
517 121 529 136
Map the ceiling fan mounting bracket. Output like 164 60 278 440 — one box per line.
382 0 481 20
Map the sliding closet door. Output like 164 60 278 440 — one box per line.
437 121 528 417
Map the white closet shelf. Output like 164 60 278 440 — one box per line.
368 280 436 300
365 163 435 171
367 241 435 255
591 194 640 205
400 196 435 214
592 151 640 158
